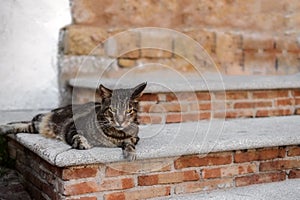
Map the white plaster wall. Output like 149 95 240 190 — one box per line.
0 0 71 110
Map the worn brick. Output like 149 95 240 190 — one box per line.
243 35 275 50
235 172 286 187
138 170 200 186
275 98 295 107
244 52 276 75
255 108 293 117
175 178 233 194
293 89 300 97
234 147 286 163
62 165 99 180
64 181 99 196
287 146 300 156
252 90 289 99
140 93 159 102
189 103 211 111
166 113 201 123
234 101 273 109
64 25 108 55
224 110 254 118
260 159 300 172
105 30 140 58
140 30 173 58
215 91 248 100
149 102 189 113
175 152 232 169
118 58 136 68
166 92 199 102
105 186 171 200
138 114 163 124
67 197 97 200
99 177 134 191
202 163 257 179
289 169 300 179
106 158 172 177
197 92 211 101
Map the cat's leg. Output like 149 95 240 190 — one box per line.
71 134 92 150
121 138 139 161
66 129 92 150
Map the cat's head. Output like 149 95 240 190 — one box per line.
99 82 147 130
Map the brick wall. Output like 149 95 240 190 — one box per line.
60 0 300 79
72 88 300 124
7 137 300 200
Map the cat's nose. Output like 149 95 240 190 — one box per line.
117 115 125 125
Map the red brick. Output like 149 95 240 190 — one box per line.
67 197 97 200
138 170 200 186
252 90 289 99
166 113 182 123
224 110 254 118
62 166 99 180
234 148 285 163
295 98 300 106
166 92 198 102
106 158 172 177
289 169 300 179
190 103 211 111
196 92 211 101
140 94 159 102
138 114 162 124
275 98 295 107
202 163 257 179
105 186 171 200
174 152 232 169
199 112 211 120
256 109 293 117
259 160 300 172
99 177 134 191
234 101 273 109
149 103 188 113
64 181 99 196
287 146 300 156
235 172 286 187
175 178 233 194
214 91 248 100
294 90 300 97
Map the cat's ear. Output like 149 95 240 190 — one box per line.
99 84 112 99
131 82 147 100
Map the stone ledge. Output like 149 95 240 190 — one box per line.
69 73 300 93
8 115 300 167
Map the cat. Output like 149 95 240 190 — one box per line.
0 82 147 161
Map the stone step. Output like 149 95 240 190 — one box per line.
153 179 300 200
2 111 300 199
69 74 300 124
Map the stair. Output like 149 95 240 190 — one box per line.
69 73 300 124
3 111 300 199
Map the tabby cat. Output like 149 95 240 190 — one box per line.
0 82 147 161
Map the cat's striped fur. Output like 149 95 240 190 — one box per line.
0 83 147 161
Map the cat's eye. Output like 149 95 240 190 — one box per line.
126 108 135 114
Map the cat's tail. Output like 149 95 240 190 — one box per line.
0 121 37 136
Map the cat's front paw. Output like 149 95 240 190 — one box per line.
71 135 92 150
122 144 136 161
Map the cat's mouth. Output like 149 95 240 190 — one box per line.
114 125 124 130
